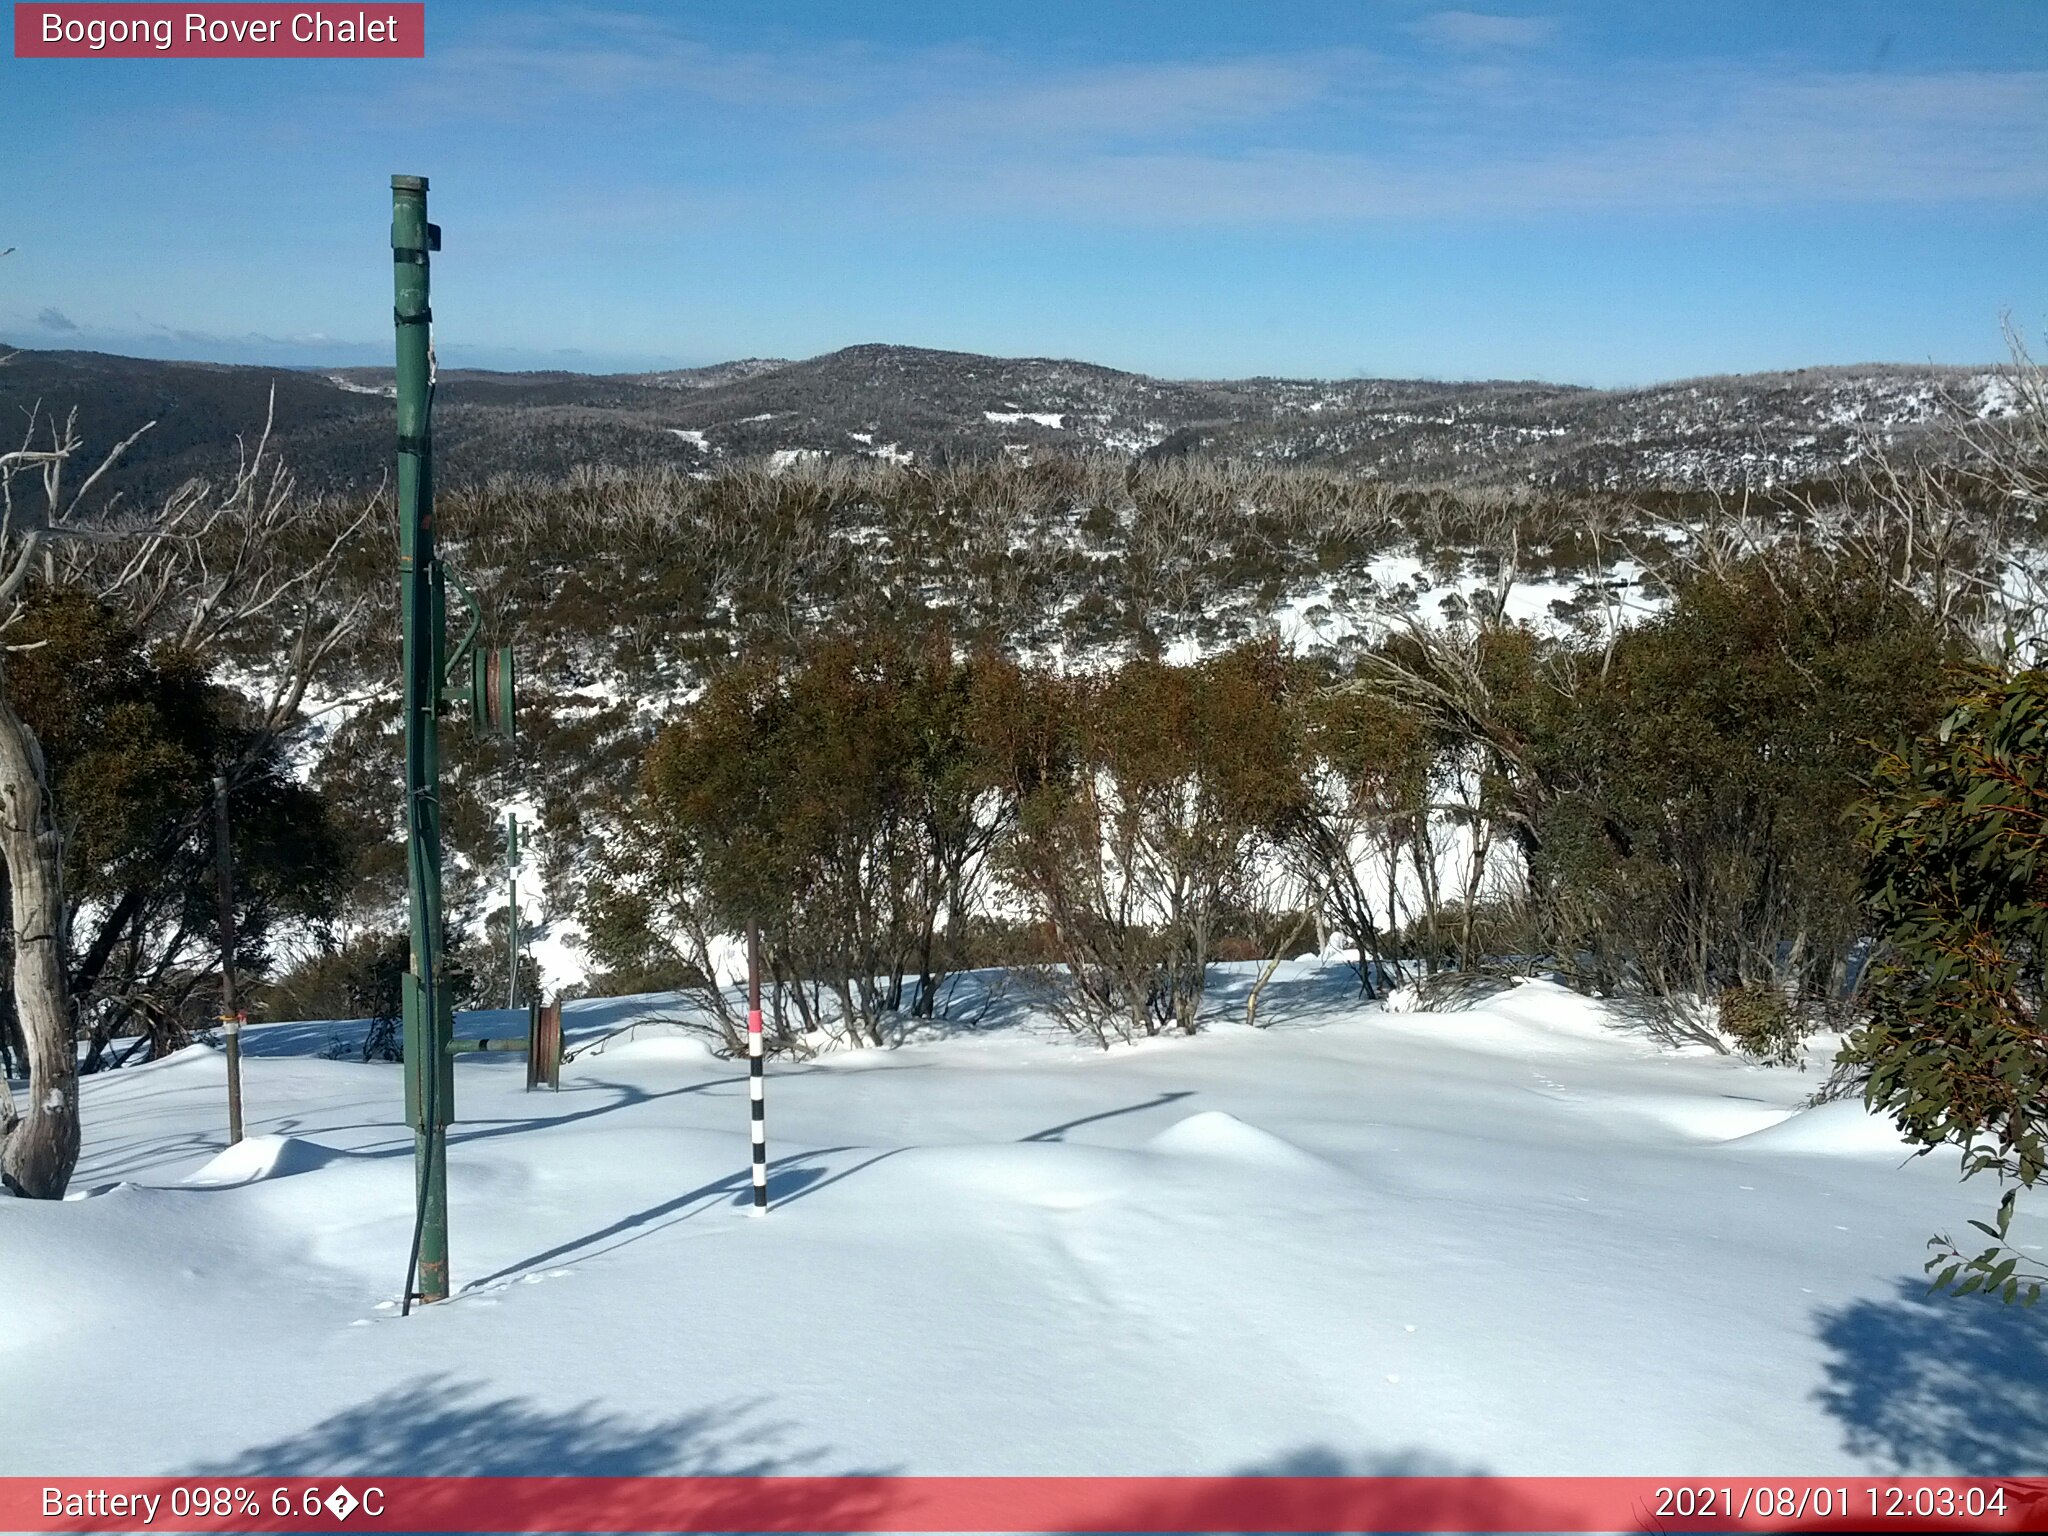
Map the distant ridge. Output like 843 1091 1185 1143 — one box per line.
0 341 2010 499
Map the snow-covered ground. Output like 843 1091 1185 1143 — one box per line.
5 966 2042 1478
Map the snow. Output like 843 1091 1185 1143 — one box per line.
324 374 394 398
185 1133 343 1186
984 411 1067 429
4 965 2041 1477
525 916 591 995
1096 421 1170 454
666 428 709 450
1975 374 2021 419
1143 1108 1333 1175
843 430 915 464
1724 1098 1925 1159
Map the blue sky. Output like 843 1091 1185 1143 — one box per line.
3 1 2046 383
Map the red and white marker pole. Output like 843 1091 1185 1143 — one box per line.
746 921 767 1212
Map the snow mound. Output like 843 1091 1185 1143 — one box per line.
1146 1110 1326 1172
1379 976 1632 1057
1470 978 1625 1040
582 1034 721 1068
1722 1098 1919 1157
184 1135 340 1187
1611 1092 1797 1142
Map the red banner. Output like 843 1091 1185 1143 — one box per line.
3 1476 2047 1533
12 4 423 57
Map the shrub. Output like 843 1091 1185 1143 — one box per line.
998 644 1309 1042
1849 661 2048 1304
606 626 1017 1048
262 931 409 1028
1717 983 1802 1066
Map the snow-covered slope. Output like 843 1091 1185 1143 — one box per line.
3 967 2039 1477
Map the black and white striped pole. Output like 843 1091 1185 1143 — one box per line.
747 920 767 1212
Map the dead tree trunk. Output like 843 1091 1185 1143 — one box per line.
0 692 76 1199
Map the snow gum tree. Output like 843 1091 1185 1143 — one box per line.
0 405 365 1198
601 626 1016 1049
1337 546 1956 1053
1286 679 1433 994
1850 662 2048 1304
1545 548 1954 1038
998 643 1307 1043
0 589 342 1076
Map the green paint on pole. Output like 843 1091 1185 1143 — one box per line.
390 174 519 1315
393 173 452 1311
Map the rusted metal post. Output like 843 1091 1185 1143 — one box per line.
212 771 244 1146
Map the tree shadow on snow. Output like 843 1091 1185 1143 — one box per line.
1813 1276 2048 1473
1021 1090 1196 1142
463 1144 899 1288
191 1377 897 1529
1085 1446 1581 1535
290 1073 751 1164
191 1406 1571 1534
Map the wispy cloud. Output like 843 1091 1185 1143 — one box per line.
907 66 2048 224
379 8 890 121
301 10 2048 231
390 13 1354 148
1410 11 1560 51
870 53 1366 146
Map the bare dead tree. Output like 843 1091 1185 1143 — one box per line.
1631 328 2048 667
1802 337 2048 664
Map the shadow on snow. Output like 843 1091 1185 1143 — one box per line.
1813 1275 2048 1474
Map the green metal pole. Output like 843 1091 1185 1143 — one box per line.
393 174 452 1310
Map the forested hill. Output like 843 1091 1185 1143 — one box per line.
0 341 2011 499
